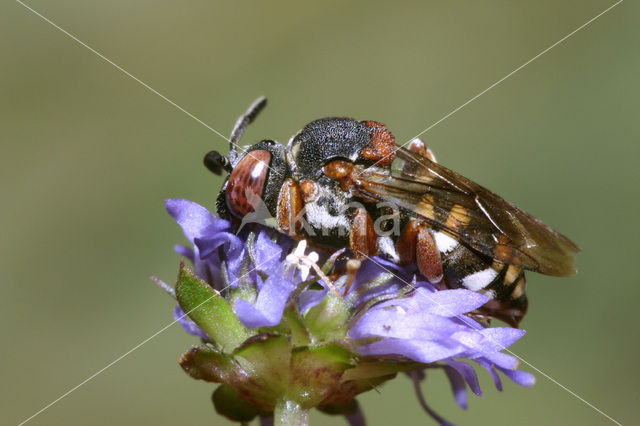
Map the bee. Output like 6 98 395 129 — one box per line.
204 97 580 327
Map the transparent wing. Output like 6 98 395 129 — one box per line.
352 147 580 276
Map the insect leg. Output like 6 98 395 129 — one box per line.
397 220 419 264
399 138 445 283
397 221 444 285
416 225 444 284
276 178 304 236
350 207 378 259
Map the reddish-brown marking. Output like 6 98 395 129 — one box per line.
350 207 378 259
323 160 355 191
494 234 522 265
407 139 437 162
397 220 420 265
323 160 353 179
277 178 303 235
360 121 397 166
407 139 427 156
416 224 444 284
225 150 271 218
299 179 319 202
397 220 444 284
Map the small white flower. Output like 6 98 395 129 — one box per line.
286 240 320 281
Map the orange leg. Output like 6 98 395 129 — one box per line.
397 220 444 285
350 207 378 259
397 220 419 264
276 178 304 236
416 224 444 284
400 138 444 284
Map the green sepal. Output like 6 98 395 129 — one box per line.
175 264 252 353
304 293 351 343
282 306 311 347
233 333 293 408
320 372 396 407
178 344 238 383
212 384 270 422
258 305 311 347
289 342 354 408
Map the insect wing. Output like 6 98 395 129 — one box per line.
352 147 580 276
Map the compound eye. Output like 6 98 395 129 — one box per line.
225 150 271 218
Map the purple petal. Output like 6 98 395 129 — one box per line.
474 358 503 391
174 244 195 262
408 370 455 426
446 360 482 396
451 327 525 357
478 327 526 351
357 338 463 363
259 417 274 426
482 351 520 370
165 199 230 242
351 287 485 341
195 232 244 260
349 257 413 299
298 288 328 313
443 366 468 409
173 305 209 340
372 255 416 276
225 247 250 285
413 278 438 292
349 258 394 292
253 231 283 267
350 309 465 341
409 288 488 317
193 257 219 288
235 268 296 328
497 366 536 387
345 403 365 426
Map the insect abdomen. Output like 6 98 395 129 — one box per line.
436 231 528 327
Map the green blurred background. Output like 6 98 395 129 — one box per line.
2 1 638 425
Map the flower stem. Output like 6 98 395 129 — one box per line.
274 400 308 426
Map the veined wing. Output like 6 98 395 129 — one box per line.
352 147 580 276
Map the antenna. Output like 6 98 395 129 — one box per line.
228 96 267 163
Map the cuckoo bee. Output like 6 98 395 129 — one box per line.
204 97 580 327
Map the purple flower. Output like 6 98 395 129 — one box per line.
161 199 535 425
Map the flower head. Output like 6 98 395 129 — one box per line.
159 199 534 425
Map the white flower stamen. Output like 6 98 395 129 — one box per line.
286 240 318 281
285 240 347 296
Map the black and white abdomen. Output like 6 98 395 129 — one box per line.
435 231 528 327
